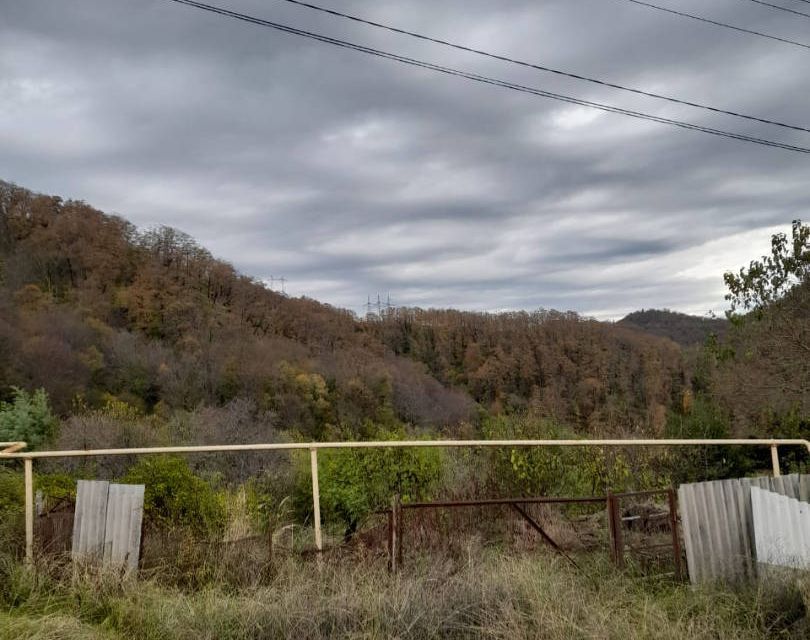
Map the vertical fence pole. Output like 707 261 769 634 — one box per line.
667 488 684 581
606 493 616 564
770 444 781 477
607 492 624 569
390 494 401 573
24 457 34 564
387 508 394 572
614 495 624 569
310 448 322 553
397 494 405 570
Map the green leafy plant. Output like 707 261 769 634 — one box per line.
0 387 58 450
724 219 809 315
483 414 654 496
664 394 763 482
122 456 227 535
295 427 444 537
0 468 24 514
36 472 78 504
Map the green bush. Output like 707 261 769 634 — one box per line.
0 467 24 514
36 472 78 503
0 467 25 555
482 414 655 496
296 428 444 535
665 394 764 483
0 387 58 450
122 456 226 535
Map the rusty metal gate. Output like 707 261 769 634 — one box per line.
385 488 684 579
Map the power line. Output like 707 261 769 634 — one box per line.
164 0 810 154
742 0 810 19
274 0 810 134
618 0 810 51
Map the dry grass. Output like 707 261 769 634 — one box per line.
2 548 809 640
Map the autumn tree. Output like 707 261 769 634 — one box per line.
715 220 810 436
724 220 810 315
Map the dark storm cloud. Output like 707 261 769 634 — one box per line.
1 0 808 318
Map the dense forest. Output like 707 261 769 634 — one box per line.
0 181 691 442
0 181 808 487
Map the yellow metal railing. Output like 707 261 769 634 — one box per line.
2 438 809 564
0 442 27 454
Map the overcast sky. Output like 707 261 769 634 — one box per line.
2 0 808 319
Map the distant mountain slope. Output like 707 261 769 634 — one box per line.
618 309 727 346
0 180 685 438
368 307 685 434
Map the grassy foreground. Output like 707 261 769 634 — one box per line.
2 551 809 640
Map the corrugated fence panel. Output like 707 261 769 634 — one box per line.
678 474 808 584
751 487 810 570
71 481 144 571
72 480 110 562
103 484 145 571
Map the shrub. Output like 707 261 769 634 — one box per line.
295 428 444 536
122 456 227 535
0 467 25 555
0 467 24 513
665 394 765 482
36 472 78 503
0 387 58 450
483 414 655 496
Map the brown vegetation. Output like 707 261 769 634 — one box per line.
0 180 689 442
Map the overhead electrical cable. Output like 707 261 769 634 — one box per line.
164 0 810 154
618 0 810 50
742 0 810 19
274 0 810 134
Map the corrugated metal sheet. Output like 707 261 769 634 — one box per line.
103 484 145 571
71 480 144 571
751 487 810 570
678 474 809 584
72 480 110 562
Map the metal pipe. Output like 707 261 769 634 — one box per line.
401 489 674 510
401 496 608 508
1 438 808 459
310 448 322 552
24 458 33 564
771 444 781 477
0 442 26 453
8 438 808 558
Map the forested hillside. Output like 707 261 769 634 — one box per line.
0 181 474 441
1 180 807 464
369 308 684 433
0 181 690 449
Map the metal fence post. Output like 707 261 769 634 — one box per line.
607 492 624 568
391 493 401 572
667 487 684 581
310 448 322 553
24 457 34 564
397 494 403 569
771 444 781 477
387 508 394 572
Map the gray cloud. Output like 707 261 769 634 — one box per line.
1 0 808 319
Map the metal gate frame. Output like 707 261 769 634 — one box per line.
386 488 683 579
